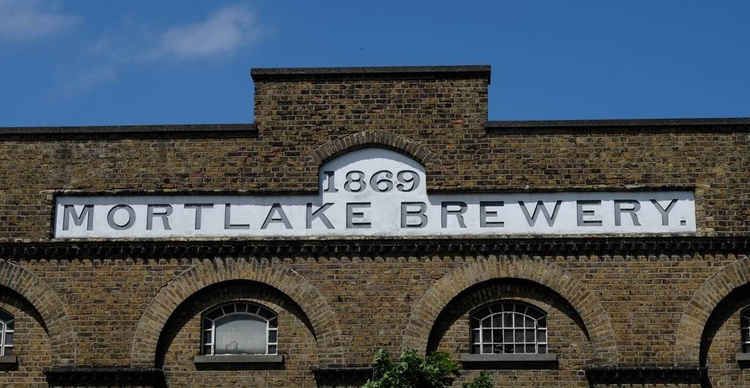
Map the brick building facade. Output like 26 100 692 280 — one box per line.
0 65 748 387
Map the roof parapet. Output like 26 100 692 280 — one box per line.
251 65 491 83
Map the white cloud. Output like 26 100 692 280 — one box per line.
49 4 264 97
0 0 78 42
155 5 260 58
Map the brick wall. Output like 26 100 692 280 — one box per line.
0 66 747 386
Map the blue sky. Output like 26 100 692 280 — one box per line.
0 1 748 126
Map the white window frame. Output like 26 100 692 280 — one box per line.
470 301 547 355
0 309 14 357
202 301 278 356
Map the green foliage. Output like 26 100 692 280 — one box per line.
362 350 493 388
462 372 493 388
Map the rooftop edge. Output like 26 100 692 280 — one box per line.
486 117 750 130
251 65 491 82
0 123 256 136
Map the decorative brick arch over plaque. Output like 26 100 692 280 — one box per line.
310 130 437 169
675 255 750 366
402 256 619 365
130 258 344 367
0 260 76 366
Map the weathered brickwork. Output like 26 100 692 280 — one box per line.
0 65 748 386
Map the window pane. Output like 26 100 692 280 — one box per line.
203 331 212 344
4 333 11 345
268 330 277 343
215 314 267 354
525 329 535 342
5 321 13 331
222 304 235 315
258 307 275 320
267 345 277 354
482 329 492 343
470 302 548 355
537 329 547 342
493 329 502 343
471 345 480 354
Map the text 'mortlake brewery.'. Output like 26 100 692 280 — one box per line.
54 148 695 238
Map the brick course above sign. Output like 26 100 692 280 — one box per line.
54 148 695 238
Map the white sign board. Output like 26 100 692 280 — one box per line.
54 148 696 239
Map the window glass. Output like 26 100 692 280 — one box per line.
215 315 266 354
0 309 14 357
470 301 546 354
202 302 278 356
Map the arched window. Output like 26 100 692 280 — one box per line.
470 301 547 354
0 309 14 357
202 301 278 356
741 307 750 353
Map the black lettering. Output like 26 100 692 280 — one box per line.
185 203 213 230
146 204 173 230
346 202 371 229
614 200 641 226
224 203 250 229
306 203 334 229
62 204 94 231
261 203 292 229
519 200 560 227
480 201 504 228
401 202 427 228
441 201 467 228
576 200 602 226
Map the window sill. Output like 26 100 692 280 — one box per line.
737 352 750 368
0 355 18 371
194 354 284 370
460 353 558 370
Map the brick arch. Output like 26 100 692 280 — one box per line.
675 255 750 366
130 258 345 367
0 260 76 366
310 130 437 168
402 256 618 365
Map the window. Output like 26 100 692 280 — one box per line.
0 309 13 357
470 301 547 354
742 307 750 353
202 301 277 356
